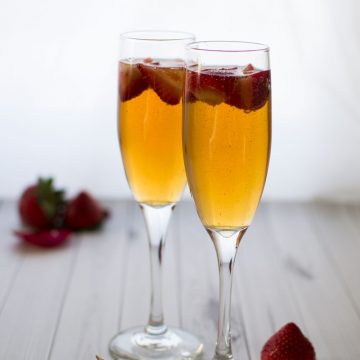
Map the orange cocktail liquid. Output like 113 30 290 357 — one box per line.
183 67 271 229
119 61 186 206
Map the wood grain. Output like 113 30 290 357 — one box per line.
50 201 129 360
267 203 360 359
0 201 359 359
0 202 78 359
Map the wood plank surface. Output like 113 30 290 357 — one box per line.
267 203 360 360
0 202 24 318
176 201 250 360
49 201 129 360
234 205 304 359
0 201 359 359
0 202 78 359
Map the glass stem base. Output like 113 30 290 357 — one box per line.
109 326 204 359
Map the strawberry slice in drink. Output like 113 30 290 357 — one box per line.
138 62 184 105
119 62 148 101
243 63 255 74
226 67 271 111
186 68 228 106
186 65 270 111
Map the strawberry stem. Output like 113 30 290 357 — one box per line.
36 177 66 228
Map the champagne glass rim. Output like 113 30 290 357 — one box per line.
186 40 270 53
120 30 195 42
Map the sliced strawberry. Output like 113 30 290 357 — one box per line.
119 62 148 101
261 322 316 360
191 86 226 106
226 69 271 111
186 68 228 106
138 63 184 105
143 57 160 66
14 229 71 248
243 63 255 74
186 66 270 111
184 89 197 103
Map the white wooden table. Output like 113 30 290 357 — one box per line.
0 200 360 359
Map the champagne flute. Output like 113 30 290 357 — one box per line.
110 31 203 360
183 41 271 359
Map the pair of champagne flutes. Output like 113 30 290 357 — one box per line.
111 31 271 360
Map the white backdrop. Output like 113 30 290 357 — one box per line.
0 0 359 201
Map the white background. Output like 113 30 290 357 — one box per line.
0 0 359 201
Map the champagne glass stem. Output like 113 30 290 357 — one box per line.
140 203 175 335
208 228 247 360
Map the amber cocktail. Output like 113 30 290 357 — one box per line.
183 41 271 360
110 31 203 360
119 59 186 206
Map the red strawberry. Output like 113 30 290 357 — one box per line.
243 63 255 74
186 68 228 106
261 322 316 360
119 62 148 101
143 57 160 65
14 229 71 248
138 63 184 105
226 69 271 111
186 65 270 111
65 191 108 230
19 178 66 229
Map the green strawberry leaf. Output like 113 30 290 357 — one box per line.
36 177 66 228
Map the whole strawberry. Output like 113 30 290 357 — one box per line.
19 178 66 229
65 191 108 230
261 322 316 360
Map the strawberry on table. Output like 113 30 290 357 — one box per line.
261 322 316 360
14 229 71 248
18 177 66 229
66 191 108 230
15 178 110 247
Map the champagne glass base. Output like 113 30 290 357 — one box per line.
109 326 204 359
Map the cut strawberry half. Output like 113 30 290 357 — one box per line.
226 69 271 111
186 68 228 106
243 63 255 74
138 63 184 105
261 322 316 360
65 191 108 230
119 62 148 101
186 65 270 111
14 229 71 248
